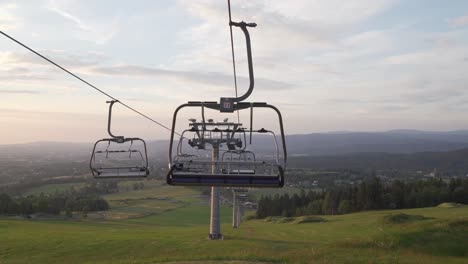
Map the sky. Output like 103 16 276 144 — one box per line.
1 0 468 144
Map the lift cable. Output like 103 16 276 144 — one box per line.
0 30 180 136
227 0 240 124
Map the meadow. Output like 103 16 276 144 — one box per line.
1 182 467 264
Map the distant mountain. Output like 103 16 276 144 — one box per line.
282 131 468 156
2 130 468 184
289 147 468 174
2 130 468 159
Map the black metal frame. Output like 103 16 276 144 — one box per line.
166 102 287 187
90 137 149 178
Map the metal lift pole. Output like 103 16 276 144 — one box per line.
209 144 222 239
239 203 243 225
232 190 238 228
236 204 240 227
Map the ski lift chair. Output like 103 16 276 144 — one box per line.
167 19 287 187
90 100 150 179
167 104 286 188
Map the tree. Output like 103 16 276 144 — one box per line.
338 200 351 214
306 199 322 215
453 186 466 204
367 177 383 209
82 206 89 219
0 193 16 214
322 192 334 215
65 207 73 218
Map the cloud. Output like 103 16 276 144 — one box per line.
266 0 396 27
176 1 336 62
449 15 468 27
0 89 41 94
375 105 411 112
89 64 292 91
331 83 468 110
0 75 49 81
3 0 468 139
0 67 51 81
46 0 121 45
0 3 19 30
0 107 97 116
174 0 398 94
0 51 108 68
177 1 468 122
404 87 465 104
47 1 90 32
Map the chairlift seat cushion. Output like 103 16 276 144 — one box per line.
93 166 148 178
167 171 282 187
230 169 255 174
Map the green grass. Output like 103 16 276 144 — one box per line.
23 182 85 195
127 203 232 226
7 181 468 263
438 202 465 208
1 205 468 264
103 181 199 201
98 181 201 220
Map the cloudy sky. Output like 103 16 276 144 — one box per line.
1 0 468 144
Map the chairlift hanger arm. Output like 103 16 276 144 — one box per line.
220 20 256 111
228 21 256 103
106 100 124 141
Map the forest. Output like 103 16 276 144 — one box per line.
256 177 468 218
0 182 115 216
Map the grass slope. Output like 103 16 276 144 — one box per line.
96 181 200 220
24 182 85 195
1 205 467 264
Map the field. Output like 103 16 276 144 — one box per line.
1 182 468 264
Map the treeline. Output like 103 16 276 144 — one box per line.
257 178 468 218
288 148 468 175
3 174 125 195
0 182 115 216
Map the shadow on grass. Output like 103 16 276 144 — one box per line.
338 218 468 257
398 218 468 257
223 235 316 247
381 213 433 225
262 215 328 224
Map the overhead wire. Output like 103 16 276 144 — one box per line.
227 0 240 124
0 30 180 136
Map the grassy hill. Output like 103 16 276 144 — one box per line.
1 185 467 264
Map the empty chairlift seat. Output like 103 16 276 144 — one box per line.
168 160 283 187
166 107 286 188
90 138 150 179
